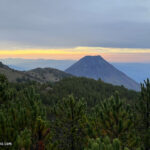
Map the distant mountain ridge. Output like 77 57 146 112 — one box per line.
65 55 140 91
0 62 71 83
1 58 150 83
0 58 76 71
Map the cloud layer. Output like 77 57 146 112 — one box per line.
0 0 150 49
0 47 150 62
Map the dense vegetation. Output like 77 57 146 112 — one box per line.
40 77 139 106
0 75 149 150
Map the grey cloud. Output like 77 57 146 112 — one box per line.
0 0 150 49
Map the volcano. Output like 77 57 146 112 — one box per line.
65 55 140 91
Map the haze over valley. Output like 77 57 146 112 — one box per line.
0 58 149 83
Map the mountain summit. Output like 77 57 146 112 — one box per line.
65 55 140 91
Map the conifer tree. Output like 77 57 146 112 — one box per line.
34 116 50 150
0 74 15 103
16 128 32 150
0 76 50 149
85 136 141 150
52 95 88 150
136 79 150 150
92 92 139 148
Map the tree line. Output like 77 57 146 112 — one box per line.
0 75 149 150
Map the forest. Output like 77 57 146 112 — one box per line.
0 75 149 150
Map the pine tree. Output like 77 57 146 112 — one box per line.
0 76 50 149
34 116 50 150
16 128 32 150
92 92 139 148
52 95 88 150
136 79 150 150
0 74 15 103
85 136 141 150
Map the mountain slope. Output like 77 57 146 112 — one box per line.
0 62 31 82
26 68 71 82
0 62 71 83
65 56 140 91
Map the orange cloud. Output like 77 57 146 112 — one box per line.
0 47 150 62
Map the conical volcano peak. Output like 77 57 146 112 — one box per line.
78 55 107 66
81 55 104 61
76 55 109 68
65 55 140 91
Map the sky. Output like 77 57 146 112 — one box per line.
0 0 150 62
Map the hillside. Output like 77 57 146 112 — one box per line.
0 62 71 83
65 55 140 91
26 67 71 82
41 77 139 106
0 62 32 82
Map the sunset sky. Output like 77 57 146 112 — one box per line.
0 0 150 62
